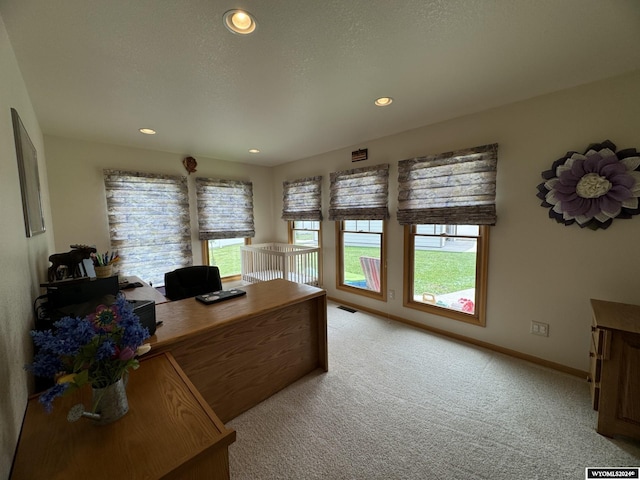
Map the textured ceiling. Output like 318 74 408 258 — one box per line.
1 0 640 166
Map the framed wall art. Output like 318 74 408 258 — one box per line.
11 108 45 237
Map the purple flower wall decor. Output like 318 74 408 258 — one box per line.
537 140 640 230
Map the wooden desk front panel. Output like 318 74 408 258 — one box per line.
167 298 322 422
150 279 328 423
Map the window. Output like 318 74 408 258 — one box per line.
329 164 389 300
283 177 323 283
103 170 191 286
202 237 249 280
283 176 322 247
281 176 322 223
337 220 385 298
405 224 489 325
398 144 497 325
196 177 255 281
289 220 321 247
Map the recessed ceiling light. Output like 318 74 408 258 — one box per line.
374 97 393 107
223 9 257 35
249 148 260 154
139 128 156 135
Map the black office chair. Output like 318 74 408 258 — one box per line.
164 265 222 301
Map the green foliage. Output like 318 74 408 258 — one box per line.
209 243 242 277
343 246 475 294
413 250 476 295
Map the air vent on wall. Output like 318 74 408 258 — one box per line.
351 149 368 162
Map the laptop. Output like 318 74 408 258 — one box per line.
195 289 247 305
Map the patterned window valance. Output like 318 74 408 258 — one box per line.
329 164 389 221
282 176 323 221
196 177 255 240
103 169 192 285
397 144 498 225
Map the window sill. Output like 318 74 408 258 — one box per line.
403 298 485 327
337 283 387 302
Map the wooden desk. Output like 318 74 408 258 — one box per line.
151 279 328 423
11 353 236 479
589 299 640 439
120 275 169 304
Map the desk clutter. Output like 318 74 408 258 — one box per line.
36 277 157 336
196 289 246 305
47 244 121 282
119 280 144 289
47 244 97 282
33 276 157 394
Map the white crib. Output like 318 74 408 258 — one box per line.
241 243 320 286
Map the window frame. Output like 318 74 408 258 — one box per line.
403 224 489 326
336 220 387 301
288 220 323 286
202 237 251 281
288 220 322 247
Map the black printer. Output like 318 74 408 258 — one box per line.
39 276 156 335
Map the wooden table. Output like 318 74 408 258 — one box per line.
589 299 640 439
150 279 328 423
11 353 236 479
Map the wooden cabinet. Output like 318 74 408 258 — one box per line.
588 299 640 439
11 353 236 479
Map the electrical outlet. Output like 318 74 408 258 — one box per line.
531 321 549 337
388 289 395 300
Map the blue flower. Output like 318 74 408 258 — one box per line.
25 293 151 411
25 351 62 379
38 383 69 413
96 338 116 360
55 316 95 345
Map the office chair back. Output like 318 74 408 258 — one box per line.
164 265 222 301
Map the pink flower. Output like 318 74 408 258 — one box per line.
88 304 121 332
118 346 136 361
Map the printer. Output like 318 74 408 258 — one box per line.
41 276 156 335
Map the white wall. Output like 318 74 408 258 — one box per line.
44 136 275 273
0 13 54 480
272 70 640 373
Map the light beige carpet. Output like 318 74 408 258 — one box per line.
228 302 640 479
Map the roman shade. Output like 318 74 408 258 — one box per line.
281 176 323 221
397 144 498 225
329 164 389 220
103 169 192 285
196 177 255 240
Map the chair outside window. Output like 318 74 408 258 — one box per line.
359 256 381 292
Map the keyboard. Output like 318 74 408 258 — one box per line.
195 289 246 305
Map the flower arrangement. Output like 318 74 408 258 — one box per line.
537 140 640 230
27 295 151 412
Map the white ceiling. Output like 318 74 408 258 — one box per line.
1 0 640 167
